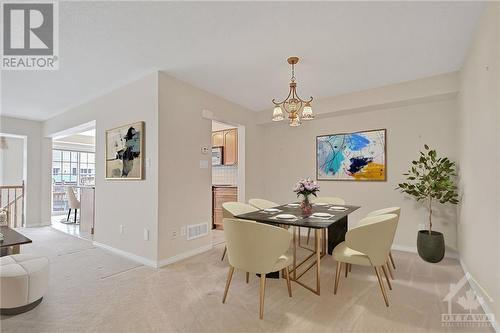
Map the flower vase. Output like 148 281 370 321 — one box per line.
300 196 313 216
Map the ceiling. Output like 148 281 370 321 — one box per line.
1 1 484 121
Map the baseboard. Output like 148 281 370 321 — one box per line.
459 259 499 332
92 241 157 268
157 244 213 268
391 244 459 259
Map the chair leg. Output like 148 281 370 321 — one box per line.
67 209 71 221
222 266 234 303
349 263 352 272
386 261 394 280
259 274 266 319
381 265 392 290
374 266 389 307
221 246 227 261
345 263 349 278
306 228 311 244
246 272 249 284
389 252 396 270
285 267 292 297
334 261 342 294
74 209 78 223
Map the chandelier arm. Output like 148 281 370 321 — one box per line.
272 87 293 107
295 95 314 104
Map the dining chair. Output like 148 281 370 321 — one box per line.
366 207 401 278
222 218 292 319
306 196 346 244
332 214 399 307
248 198 279 210
220 202 258 262
64 186 81 224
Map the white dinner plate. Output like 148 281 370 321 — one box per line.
330 206 348 211
275 214 296 220
313 202 329 206
286 203 300 207
311 212 333 218
264 208 280 213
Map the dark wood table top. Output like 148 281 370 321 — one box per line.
235 203 360 229
0 226 32 247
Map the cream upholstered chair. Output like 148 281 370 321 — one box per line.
366 207 401 276
222 218 292 319
248 198 279 210
333 214 399 307
306 196 346 244
65 186 81 223
220 202 258 262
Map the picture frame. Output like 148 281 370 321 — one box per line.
105 121 144 180
316 128 386 181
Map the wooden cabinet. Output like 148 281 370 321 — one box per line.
212 186 237 230
223 129 237 165
212 131 224 147
212 129 237 165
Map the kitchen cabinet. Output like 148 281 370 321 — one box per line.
211 129 237 165
212 186 237 230
212 131 224 147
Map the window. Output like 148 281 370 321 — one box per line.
51 149 95 186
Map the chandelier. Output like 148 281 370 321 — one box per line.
272 57 314 127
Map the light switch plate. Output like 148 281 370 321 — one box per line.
199 160 209 169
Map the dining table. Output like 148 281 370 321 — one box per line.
235 202 360 295
0 226 32 257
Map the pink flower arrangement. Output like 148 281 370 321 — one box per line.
293 178 320 198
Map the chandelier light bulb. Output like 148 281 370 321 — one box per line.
302 103 314 120
272 106 284 121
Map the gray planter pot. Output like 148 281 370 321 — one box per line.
417 230 445 263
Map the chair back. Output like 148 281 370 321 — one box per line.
311 196 346 205
248 198 278 210
222 202 258 219
224 218 292 274
366 207 401 218
65 186 80 209
346 214 398 266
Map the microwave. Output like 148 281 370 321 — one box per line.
212 146 223 166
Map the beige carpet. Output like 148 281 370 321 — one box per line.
0 227 493 333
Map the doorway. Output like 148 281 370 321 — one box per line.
50 126 95 240
211 120 245 246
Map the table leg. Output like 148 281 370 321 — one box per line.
11 245 20 255
328 216 348 255
315 229 321 295
293 226 297 280
321 229 327 255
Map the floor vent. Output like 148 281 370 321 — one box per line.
187 223 209 240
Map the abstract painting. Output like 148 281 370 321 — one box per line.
105 121 144 180
316 129 386 181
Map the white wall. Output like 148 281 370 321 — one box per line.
261 75 459 251
157 72 264 263
0 136 25 186
43 73 160 263
0 117 51 226
458 2 499 323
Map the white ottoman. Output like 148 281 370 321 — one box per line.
0 254 49 315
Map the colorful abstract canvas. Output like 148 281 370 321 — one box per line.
316 129 386 181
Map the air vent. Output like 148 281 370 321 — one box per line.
187 223 209 240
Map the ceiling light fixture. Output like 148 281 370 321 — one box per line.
272 57 314 126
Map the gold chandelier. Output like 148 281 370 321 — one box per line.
272 56 314 127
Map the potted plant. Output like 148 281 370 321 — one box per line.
293 178 320 216
397 145 459 263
